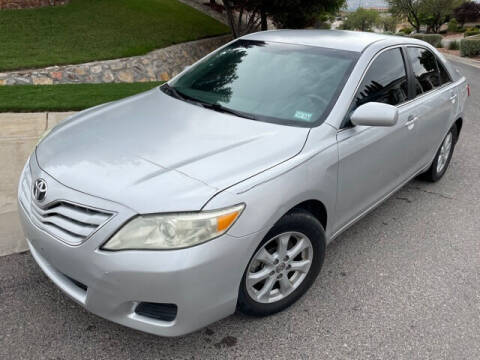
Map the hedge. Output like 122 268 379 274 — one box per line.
399 27 413 34
447 19 458 33
410 34 443 48
460 35 480 57
465 30 480 37
448 40 459 50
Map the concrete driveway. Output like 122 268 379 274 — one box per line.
1 60 479 359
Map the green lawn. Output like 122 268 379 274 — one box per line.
0 83 163 112
0 0 229 71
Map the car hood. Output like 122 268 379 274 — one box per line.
36 88 309 213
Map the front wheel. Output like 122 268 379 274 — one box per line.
422 125 458 182
237 209 325 316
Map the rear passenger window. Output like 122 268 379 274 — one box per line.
437 60 451 85
407 47 445 95
354 48 408 110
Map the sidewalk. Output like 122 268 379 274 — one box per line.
438 48 480 69
0 112 75 256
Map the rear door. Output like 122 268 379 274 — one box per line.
403 46 456 170
334 47 416 232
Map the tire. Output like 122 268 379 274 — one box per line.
421 125 458 182
237 209 326 317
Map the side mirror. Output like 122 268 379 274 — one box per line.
350 102 399 127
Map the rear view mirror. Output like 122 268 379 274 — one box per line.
350 102 399 127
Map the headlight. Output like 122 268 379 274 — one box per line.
102 204 245 250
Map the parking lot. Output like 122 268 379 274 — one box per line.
1 60 479 359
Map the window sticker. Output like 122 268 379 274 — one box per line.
294 110 313 121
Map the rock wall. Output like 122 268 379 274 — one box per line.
0 0 68 9
0 35 232 85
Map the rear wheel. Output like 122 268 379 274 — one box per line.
237 209 325 316
422 125 458 182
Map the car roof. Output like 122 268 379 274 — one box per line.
242 29 420 53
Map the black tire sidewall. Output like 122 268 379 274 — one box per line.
237 209 326 317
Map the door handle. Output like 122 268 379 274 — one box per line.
405 116 418 130
449 94 457 103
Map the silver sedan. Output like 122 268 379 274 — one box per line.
18 30 468 336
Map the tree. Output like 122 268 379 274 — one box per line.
222 0 346 38
381 14 399 32
222 0 263 38
388 0 422 32
419 0 462 33
269 0 345 29
454 1 480 26
342 8 380 32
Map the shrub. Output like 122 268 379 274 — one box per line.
315 21 331 29
458 27 466 33
439 29 447 34
465 29 480 37
448 18 458 33
395 32 406 36
448 40 459 50
460 35 480 57
410 34 443 47
383 31 393 35
399 27 412 34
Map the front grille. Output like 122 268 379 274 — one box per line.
135 302 178 322
19 161 113 246
30 201 112 245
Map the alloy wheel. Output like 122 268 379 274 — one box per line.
246 232 313 304
437 131 453 174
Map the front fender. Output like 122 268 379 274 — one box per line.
202 124 339 243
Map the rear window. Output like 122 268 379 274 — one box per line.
167 40 359 127
407 47 448 96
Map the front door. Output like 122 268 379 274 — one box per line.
334 47 416 233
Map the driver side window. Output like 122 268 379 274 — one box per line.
353 48 409 112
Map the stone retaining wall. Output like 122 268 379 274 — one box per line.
0 0 68 9
0 112 74 256
0 35 232 85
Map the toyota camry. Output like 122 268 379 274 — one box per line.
18 30 468 336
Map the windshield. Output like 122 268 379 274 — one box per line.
166 40 359 127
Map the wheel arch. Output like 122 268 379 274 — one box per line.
454 117 463 141
286 199 328 231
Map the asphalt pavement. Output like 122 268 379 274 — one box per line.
1 60 479 360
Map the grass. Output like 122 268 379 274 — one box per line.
0 82 164 112
0 0 230 71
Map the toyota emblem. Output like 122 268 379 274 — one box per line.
33 178 47 202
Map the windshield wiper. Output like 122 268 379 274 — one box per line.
162 84 256 120
161 83 192 102
201 103 257 120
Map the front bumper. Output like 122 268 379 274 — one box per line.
18 156 262 337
